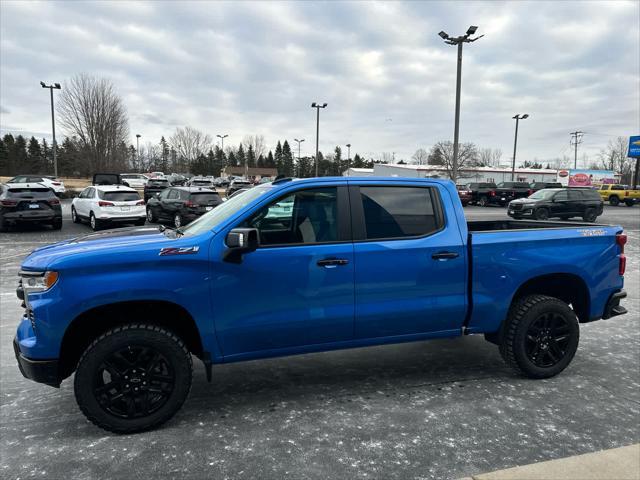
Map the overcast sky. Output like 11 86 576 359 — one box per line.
1 0 638 166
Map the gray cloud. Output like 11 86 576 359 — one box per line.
1 0 638 165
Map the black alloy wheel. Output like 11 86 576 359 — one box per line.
524 312 571 368
93 345 175 419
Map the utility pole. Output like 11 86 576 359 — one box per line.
511 114 529 180
311 102 327 177
570 131 584 169
40 81 61 177
136 134 141 171
438 26 483 182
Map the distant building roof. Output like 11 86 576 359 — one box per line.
377 163 559 174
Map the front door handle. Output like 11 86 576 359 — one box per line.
317 258 349 267
431 251 459 260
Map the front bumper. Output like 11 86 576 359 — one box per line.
507 206 534 217
13 338 60 387
3 210 59 223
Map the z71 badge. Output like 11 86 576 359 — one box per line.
159 246 200 256
577 229 605 237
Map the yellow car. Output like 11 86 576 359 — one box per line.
598 184 640 206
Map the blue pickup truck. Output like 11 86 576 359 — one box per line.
14 177 628 433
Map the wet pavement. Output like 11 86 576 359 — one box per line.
1 203 638 479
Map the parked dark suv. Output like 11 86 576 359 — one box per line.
143 178 170 201
226 179 252 197
146 186 223 228
492 182 533 206
0 184 62 231
507 188 603 222
530 181 562 192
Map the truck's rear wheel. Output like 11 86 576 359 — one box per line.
609 195 620 206
625 200 635 207
74 324 192 433
499 294 579 379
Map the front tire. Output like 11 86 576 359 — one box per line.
534 208 549 220
74 324 193 434
499 294 579 379
609 196 620 206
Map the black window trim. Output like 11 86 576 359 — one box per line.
235 185 352 249
348 184 446 243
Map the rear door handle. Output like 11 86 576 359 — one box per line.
431 251 459 260
317 258 349 267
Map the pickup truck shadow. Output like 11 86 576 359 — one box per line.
183 335 511 417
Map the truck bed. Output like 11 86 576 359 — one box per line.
467 220 601 232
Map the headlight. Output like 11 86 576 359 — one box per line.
19 271 59 293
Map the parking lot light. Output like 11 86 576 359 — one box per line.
311 103 327 177
511 114 529 181
40 81 61 177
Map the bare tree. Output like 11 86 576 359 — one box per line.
242 134 267 159
411 148 429 165
478 147 503 167
169 126 213 167
429 141 478 182
57 73 129 172
598 137 631 182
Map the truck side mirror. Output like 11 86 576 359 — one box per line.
223 228 259 263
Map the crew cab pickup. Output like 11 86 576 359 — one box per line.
598 184 640 207
14 177 628 433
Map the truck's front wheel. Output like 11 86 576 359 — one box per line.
609 195 620 206
499 295 579 379
74 324 193 433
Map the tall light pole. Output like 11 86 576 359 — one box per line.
311 102 327 177
511 114 529 180
40 81 61 177
570 131 583 169
438 26 483 182
136 134 141 171
217 134 228 152
346 143 351 171
294 138 305 171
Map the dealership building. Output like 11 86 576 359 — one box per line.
344 164 559 183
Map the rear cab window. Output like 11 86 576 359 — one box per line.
353 186 443 240
190 192 221 205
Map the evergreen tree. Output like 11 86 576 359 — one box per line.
296 156 313 178
282 140 294 177
11 135 28 174
352 153 365 168
257 154 265 168
236 144 246 168
41 139 52 173
266 150 275 168
227 151 236 168
2 134 15 175
0 137 8 175
274 141 283 174
26 136 44 173
160 136 170 172
246 144 256 169
206 149 216 176
213 145 226 176
332 146 343 176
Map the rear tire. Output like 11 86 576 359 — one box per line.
582 208 598 222
146 208 157 223
51 218 62 230
74 324 193 434
499 294 579 379
609 196 620 206
0 215 7 232
625 200 635 207
90 212 102 231
534 208 549 220
174 214 182 229
71 206 80 224
135 218 146 227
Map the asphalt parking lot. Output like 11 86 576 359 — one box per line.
1 202 638 480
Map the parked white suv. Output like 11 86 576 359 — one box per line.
6 175 66 195
71 185 146 231
120 173 149 188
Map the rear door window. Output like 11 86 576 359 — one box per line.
191 192 221 205
358 186 441 240
167 189 180 200
568 190 583 201
554 190 568 201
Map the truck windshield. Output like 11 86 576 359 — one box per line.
180 186 271 236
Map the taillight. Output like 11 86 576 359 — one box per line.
49 198 60 205
527 189 533 196
185 201 196 207
0 200 17 207
98 201 114 207
617 233 627 275
490 191 496 196
625 191 629 197
52 182 61 186
136 200 145 206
